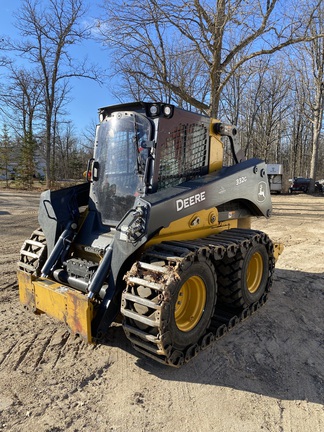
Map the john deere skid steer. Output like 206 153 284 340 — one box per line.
17 102 283 366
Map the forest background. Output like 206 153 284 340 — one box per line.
0 0 323 191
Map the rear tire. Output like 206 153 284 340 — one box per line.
216 244 269 309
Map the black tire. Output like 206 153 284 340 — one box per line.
162 258 217 350
216 244 269 309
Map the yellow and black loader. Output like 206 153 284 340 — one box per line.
18 102 283 366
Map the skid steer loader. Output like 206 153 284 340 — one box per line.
17 102 283 366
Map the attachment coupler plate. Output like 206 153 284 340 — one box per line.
17 270 94 343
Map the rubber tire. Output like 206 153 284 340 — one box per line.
163 259 217 351
216 244 269 309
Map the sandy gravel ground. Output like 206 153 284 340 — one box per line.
0 190 323 432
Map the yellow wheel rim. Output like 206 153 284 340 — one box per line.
174 275 206 332
246 251 263 293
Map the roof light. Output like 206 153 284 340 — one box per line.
149 104 160 116
163 105 173 117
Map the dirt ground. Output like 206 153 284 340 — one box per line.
0 190 323 432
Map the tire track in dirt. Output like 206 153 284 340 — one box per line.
0 309 85 374
0 281 17 291
1 283 80 376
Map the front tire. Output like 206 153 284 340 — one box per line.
167 259 217 350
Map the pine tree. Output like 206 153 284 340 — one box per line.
0 125 13 188
16 132 37 189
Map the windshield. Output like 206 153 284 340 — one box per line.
92 111 151 224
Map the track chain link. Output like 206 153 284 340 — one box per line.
121 228 275 367
18 228 47 275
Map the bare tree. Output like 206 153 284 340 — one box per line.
0 67 45 187
0 38 11 69
307 10 324 191
82 119 99 152
252 65 291 161
10 0 102 187
223 56 291 162
54 122 77 179
286 66 313 180
99 0 324 117
285 5 324 189
2 67 44 136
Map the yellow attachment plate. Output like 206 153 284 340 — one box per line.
17 270 93 343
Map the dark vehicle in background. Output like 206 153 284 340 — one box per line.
288 177 323 194
288 178 310 193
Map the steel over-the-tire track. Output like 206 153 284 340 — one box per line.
122 228 275 367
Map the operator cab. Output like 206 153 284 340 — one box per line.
91 110 152 225
88 102 212 227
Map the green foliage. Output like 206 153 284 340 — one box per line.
0 125 14 187
16 132 37 189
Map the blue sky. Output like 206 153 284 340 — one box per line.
0 0 118 135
